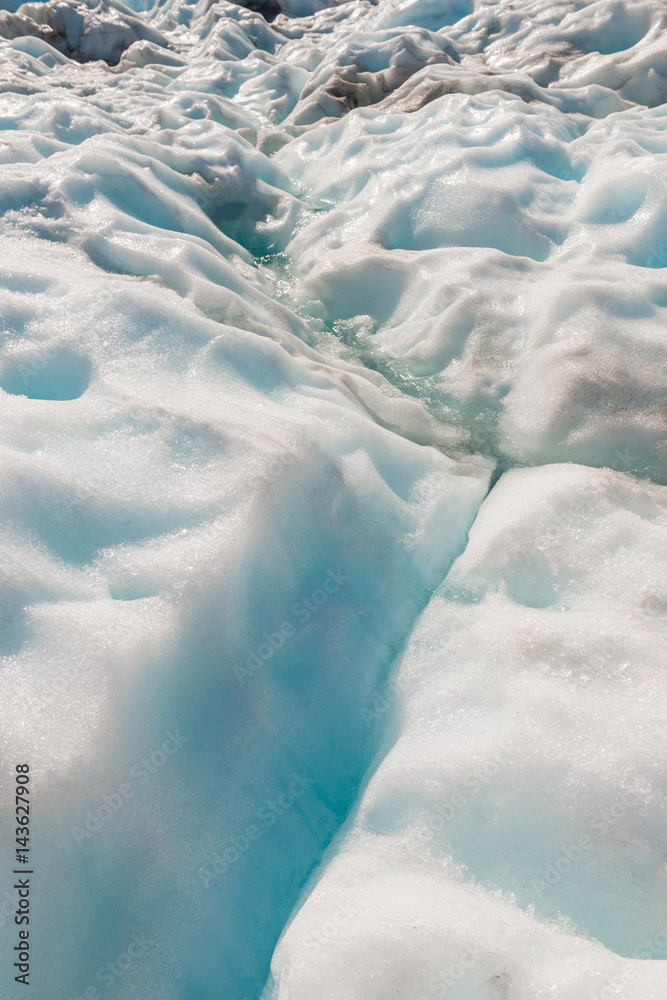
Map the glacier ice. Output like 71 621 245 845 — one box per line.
0 235 491 1000
0 0 666 996
267 464 667 998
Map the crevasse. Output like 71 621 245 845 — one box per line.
0 0 666 997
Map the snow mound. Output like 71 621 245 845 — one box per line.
0 0 666 996
0 0 169 65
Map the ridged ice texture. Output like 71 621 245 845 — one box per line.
0 0 665 998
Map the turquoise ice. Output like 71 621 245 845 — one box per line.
0 0 666 997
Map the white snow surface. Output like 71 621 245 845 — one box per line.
0 0 666 997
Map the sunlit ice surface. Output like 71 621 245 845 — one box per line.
0 0 666 997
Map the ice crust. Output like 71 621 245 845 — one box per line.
267 465 667 998
0 0 666 996
0 235 491 1000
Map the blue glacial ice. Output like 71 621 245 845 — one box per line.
0 0 666 997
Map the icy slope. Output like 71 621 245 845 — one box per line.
279 93 667 482
0 0 666 997
267 464 667 999
0 234 491 1000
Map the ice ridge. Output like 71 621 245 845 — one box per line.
0 0 666 997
